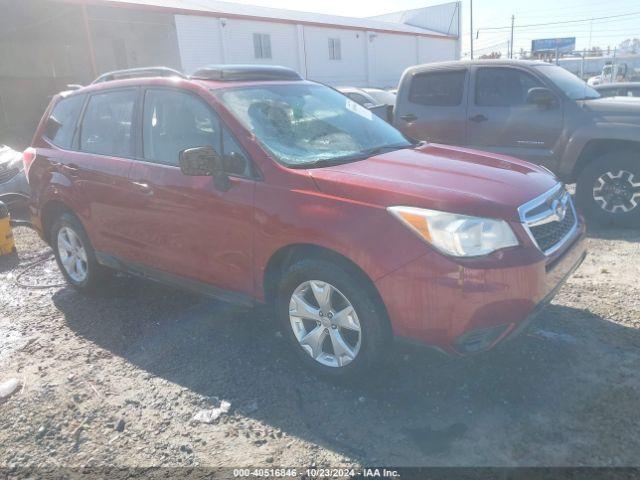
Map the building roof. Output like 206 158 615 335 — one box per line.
59 0 456 38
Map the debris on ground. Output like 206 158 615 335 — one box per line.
0 378 20 401
192 400 232 424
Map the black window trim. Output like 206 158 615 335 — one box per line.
137 86 261 181
74 86 142 160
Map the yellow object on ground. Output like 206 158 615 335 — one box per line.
0 201 15 255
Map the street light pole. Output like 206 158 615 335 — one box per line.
470 0 474 59
510 14 515 58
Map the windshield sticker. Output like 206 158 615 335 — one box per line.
346 99 373 121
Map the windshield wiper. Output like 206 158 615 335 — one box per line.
290 143 415 169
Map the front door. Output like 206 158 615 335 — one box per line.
466 66 564 168
127 88 256 296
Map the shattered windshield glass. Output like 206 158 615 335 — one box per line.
216 83 411 168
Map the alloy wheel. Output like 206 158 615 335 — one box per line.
592 170 640 213
57 226 88 283
288 280 362 368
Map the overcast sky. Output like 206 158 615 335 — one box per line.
219 0 640 56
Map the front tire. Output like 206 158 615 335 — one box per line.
576 151 640 227
276 259 390 379
51 213 108 293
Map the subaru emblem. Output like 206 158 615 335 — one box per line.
553 199 566 222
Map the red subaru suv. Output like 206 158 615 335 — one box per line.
25 65 586 378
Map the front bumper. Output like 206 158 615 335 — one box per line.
376 220 587 355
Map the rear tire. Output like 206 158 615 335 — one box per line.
576 151 640 227
276 259 390 380
51 213 109 293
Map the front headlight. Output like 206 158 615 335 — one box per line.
388 206 518 257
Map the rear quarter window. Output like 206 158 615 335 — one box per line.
44 94 86 149
408 70 466 106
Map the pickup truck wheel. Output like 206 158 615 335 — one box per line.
276 259 390 380
51 213 109 293
576 152 640 227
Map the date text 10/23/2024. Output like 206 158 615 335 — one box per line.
233 468 400 477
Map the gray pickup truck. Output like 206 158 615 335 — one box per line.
394 59 640 226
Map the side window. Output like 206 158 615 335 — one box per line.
476 68 544 107
347 93 372 106
409 70 466 106
221 128 251 177
253 33 272 59
329 38 341 60
80 90 136 157
44 94 85 149
143 89 221 166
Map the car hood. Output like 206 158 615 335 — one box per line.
309 144 559 222
581 96 640 124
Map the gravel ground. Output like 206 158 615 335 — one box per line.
1 224 639 470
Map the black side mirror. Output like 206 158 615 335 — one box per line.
179 146 223 176
179 146 231 191
368 104 389 120
526 87 557 108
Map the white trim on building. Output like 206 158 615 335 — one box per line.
77 0 461 88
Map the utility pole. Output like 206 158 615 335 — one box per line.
510 15 515 59
470 0 474 59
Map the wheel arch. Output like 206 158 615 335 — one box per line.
41 199 80 245
572 139 640 181
262 243 390 325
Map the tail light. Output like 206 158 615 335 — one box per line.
22 147 37 182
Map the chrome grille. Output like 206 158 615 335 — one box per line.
518 184 578 255
529 206 576 252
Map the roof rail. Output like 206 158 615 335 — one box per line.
92 67 186 84
191 64 303 82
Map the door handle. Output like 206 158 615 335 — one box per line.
469 114 488 123
401 113 417 122
63 163 81 177
131 181 154 196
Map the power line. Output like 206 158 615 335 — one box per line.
477 10 640 32
515 0 610 10
462 14 640 37
512 0 631 16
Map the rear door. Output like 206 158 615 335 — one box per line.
466 66 564 166
66 88 139 261
126 88 256 296
36 93 86 197
394 68 468 144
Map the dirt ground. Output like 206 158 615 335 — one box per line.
1 224 639 470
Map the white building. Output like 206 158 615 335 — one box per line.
106 0 462 88
557 54 640 79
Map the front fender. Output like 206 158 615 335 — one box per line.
252 183 429 301
560 122 640 178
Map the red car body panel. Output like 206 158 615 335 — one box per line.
27 76 586 354
376 228 586 349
